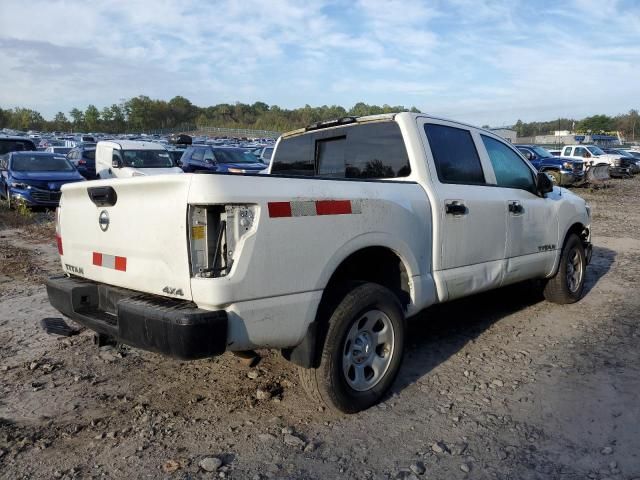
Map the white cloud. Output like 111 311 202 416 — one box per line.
0 0 638 125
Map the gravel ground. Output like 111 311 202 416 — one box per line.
1 178 639 480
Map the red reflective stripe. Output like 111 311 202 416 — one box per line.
92 252 102 266
315 200 352 215
56 235 63 255
268 202 292 218
114 256 127 272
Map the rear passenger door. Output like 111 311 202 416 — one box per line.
419 119 508 301
479 134 558 283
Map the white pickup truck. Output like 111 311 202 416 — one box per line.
47 113 592 413
561 144 630 177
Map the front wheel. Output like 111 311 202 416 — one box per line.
298 283 405 413
543 233 586 304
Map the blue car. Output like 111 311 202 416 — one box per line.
0 152 86 208
515 144 585 186
180 146 267 174
66 143 97 179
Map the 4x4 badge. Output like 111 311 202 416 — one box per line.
99 210 110 232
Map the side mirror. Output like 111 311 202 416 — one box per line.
536 171 554 195
525 152 534 160
112 157 122 168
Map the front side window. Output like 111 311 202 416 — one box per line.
481 135 536 193
424 124 485 185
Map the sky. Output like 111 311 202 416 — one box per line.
0 0 639 126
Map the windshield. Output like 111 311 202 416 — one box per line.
11 154 74 172
587 146 605 155
530 146 553 158
121 150 174 168
213 148 262 164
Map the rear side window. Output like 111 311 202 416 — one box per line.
563 147 572 156
424 124 485 185
272 122 411 179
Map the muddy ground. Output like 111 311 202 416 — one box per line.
1 179 639 480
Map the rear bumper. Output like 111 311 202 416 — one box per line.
46 276 228 360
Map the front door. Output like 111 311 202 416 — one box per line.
478 134 558 283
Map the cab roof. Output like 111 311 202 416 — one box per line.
98 140 166 151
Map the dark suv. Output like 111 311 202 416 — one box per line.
66 143 97 179
180 146 267 174
516 144 585 186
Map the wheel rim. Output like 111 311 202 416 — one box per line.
342 309 395 392
566 247 584 293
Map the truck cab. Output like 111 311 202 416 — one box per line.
96 140 184 179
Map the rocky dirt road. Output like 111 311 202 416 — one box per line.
1 179 639 480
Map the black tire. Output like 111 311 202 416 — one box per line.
298 283 405 413
543 233 586 304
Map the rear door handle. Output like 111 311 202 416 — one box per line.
508 201 524 215
445 201 467 216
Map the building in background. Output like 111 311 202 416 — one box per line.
489 128 517 143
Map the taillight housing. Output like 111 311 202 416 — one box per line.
55 207 63 255
188 204 257 278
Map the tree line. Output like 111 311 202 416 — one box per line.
0 96 420 134
511 110 639 139
0 95 637 140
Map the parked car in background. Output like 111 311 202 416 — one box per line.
165 146 186 166
45 146 72 156
561 145 631 177
260 146 274 164
602 148 640 174
0 136 37 155
0 152 85 208
96 140 183 179
67 144 97 180
180 146 267 174
515 145 585 185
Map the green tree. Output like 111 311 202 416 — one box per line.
53 112 70 131
69 108 84 131
84 105 101 131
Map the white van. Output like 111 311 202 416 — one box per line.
95 140 183 179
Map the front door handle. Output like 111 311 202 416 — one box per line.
445 201 467 216
508 201 524 215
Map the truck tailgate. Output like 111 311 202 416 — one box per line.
58 175 193 300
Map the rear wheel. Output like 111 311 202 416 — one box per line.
543 233 586 304
298 283 405 413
